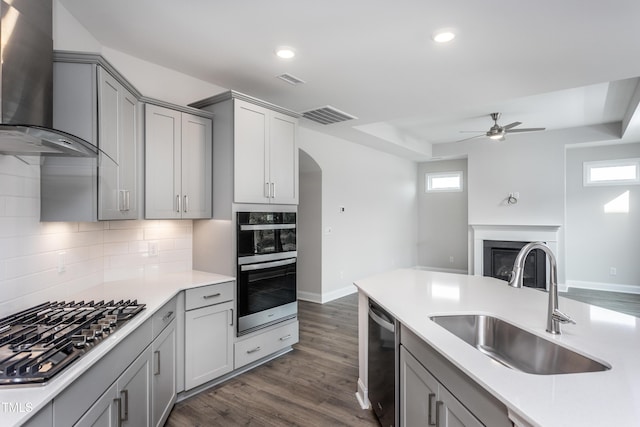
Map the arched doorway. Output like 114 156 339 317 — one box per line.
297 149 323 302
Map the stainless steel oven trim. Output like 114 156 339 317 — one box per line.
238 251 297 265
239 223 296 231
238 301 297 335
240 257 296 271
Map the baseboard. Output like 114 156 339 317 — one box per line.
297 290 322 303
566 280 640 295
414 265 469 275
298 285 358 304
322 285 357 303
355 377 370 410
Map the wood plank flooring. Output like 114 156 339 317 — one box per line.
165 294 379 427
563 288 640 317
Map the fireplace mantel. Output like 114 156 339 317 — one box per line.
471 224 561 277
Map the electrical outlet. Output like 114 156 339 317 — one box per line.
339 206 345 213
149 242 159 257
57 252 66 273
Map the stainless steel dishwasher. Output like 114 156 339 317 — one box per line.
368 300 398 427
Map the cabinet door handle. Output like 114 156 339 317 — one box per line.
162 311 174 322
184 195 188 213
118 190 125 212
176 194 181 213
435 400 443 427
247 346 261 354
270 182 275 198
203 293 221 299
230 308 234 326
120 389 129 422
154 350 161 375
114 397 122 427
428 393 436 425
279 334 292 341
125 190 131 211
264 182 270 198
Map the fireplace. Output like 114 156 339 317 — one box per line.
483 240 546 289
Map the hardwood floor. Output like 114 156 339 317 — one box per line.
165 294 379 427
563 288 640 317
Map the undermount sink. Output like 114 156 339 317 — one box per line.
430 314 610 375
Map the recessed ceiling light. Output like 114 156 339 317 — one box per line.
432 30 456 43
275 47 296 59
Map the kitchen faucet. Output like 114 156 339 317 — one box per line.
508 241 575 334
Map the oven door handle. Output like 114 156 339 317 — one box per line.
240 258 296 271
239 223 296 231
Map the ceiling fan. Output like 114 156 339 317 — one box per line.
457 112 545 142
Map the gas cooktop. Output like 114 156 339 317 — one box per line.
0 300 145 385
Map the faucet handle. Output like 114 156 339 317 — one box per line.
552 309 576 325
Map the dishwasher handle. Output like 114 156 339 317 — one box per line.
369 303 395 333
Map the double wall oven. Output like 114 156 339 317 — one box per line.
236 212 297 335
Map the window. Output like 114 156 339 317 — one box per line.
583 158 640 186
425 171 463 192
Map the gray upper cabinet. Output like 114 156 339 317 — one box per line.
97 68 139 220
44 53 140 221
144 103 212 219
189 91 299 219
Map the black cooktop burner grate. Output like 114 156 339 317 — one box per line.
0 300 145 385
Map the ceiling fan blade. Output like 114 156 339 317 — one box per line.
454 134 486 143
502 121 522 130
459 130 487 133
505 127 546 133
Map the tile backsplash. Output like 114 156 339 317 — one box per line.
0 156 193 316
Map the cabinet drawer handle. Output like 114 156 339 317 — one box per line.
154 350 161 375
435 400 443 427
428 393 436 426
203 293 221 299
246 346 261 354
279 334 292 341
176 194 181 213
120 389 129 421
162 311 174 322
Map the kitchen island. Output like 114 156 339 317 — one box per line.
354 269 640 427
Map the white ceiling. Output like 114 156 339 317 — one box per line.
60 0 640 160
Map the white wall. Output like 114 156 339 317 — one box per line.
298 127 418 302
297 150 323 301
417 159 468 272
566 142 640 292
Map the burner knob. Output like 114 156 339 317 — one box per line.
90 324 103 337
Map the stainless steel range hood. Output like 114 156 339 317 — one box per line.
0 0 98 158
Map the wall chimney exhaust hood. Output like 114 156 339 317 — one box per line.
0 0 98 158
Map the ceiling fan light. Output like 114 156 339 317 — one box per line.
489 133 504 140
432 30 456 43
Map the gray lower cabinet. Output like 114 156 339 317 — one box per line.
75 346 152 427
400 346 481 427
399 325 512 427
152 319 177 427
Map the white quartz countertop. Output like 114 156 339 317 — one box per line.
0 270 234 427
354 269 640 427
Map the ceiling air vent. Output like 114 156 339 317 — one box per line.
276 73 306 85
301 106 358 125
